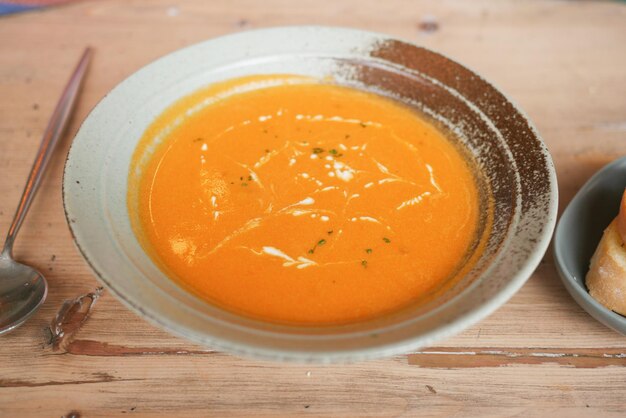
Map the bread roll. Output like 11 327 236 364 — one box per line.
586 189 626 316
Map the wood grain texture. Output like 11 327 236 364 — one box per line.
0 0 625 416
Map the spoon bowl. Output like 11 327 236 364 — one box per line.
0 253 48 334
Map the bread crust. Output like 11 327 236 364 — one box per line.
586 220 626 316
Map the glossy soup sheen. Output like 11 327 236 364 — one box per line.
129 75 487 326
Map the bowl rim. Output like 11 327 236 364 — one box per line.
553 156 626 334
62 25 559 362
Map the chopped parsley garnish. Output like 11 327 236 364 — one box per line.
308 238 328 254
329 149 338 155
327 230 333 235
361 260 368 268
241 182 248 186
247 175 253 181
383 237 391 243
365 248 372 254
312 147 324 154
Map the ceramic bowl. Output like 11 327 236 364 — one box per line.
554 156 626 335
63 27 558 362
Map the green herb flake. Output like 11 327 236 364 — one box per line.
241 182 248 187
327 230 334 235
312 147 324 154
383 237 391 244
329 149 338 155
247 175 253 181
365 248 372 254
308 237 328 254
361 260 368 268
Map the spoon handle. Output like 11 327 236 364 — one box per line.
1 48 92 257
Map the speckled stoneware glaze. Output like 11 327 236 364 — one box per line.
554 157 626 335
63 27 558 362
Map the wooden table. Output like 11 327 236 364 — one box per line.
1 0 625 416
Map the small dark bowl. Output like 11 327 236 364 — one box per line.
554 156 626 335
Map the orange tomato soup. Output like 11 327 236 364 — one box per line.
129 75 484 325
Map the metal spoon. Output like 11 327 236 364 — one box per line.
0 48 92 335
